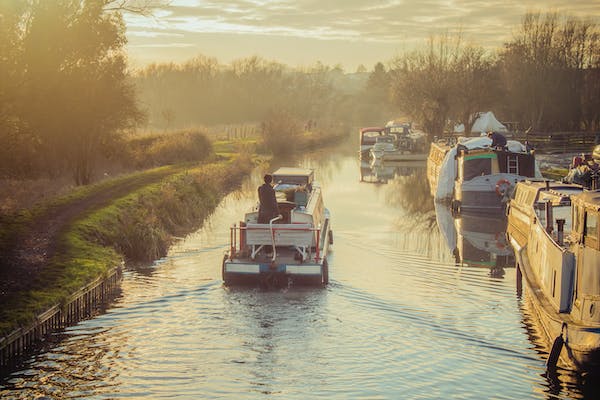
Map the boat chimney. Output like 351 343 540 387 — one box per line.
545 201 554 234
545 180 550 190
556 219 565 246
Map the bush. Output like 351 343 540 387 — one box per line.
260 110 301 155
122 129 213 169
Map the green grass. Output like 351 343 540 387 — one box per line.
0 156 253 336
541 167 568 181
213 138 258 158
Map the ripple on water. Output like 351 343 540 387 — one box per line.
1 154 594 399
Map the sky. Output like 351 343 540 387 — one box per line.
124 0 600 71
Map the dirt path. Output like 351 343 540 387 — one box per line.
0 167 181 304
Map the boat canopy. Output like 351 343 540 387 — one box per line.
454 111 508 134
272 167 314 187
360 127 386 146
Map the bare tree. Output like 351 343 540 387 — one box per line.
389 34 459 139
500 12 600 132
104 0 171 15
451 45 497 134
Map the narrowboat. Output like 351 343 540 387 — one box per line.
222 167 333 286
427 139 453 198
370 122 428 162
427 135 540 215
359 126 386 158
507 180 600 370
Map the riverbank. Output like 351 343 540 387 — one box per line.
0 155 254 337
0 125 350 346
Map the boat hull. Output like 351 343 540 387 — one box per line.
223 217 332 287
512 239 600 370
378 152 427 162
223 257 327 286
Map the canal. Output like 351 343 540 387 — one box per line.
1 137 598 399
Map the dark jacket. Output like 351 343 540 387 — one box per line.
490 132 507 148
258 183 279 223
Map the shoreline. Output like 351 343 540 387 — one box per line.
0 156 254 352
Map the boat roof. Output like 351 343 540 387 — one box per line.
517 180 584 196
573 189 600 211
514 180 584 206
272 167 313 177
360 127 386 133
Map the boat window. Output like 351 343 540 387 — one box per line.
461 157 492 181
376 136 394 143
585 212 598 239
361 131 383 145
573 205 581 233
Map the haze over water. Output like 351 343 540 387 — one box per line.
1 137 598 399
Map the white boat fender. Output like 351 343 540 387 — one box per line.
546 322 567 370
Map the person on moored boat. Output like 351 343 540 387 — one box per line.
258 174 279 224
487 131 507 149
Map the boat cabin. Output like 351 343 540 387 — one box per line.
375 135 395 145
456 148 536 183
571 190 600 251
273 167 314 187
245 167 324 228
507 180 583 248
359 127 386 155
571 190 600 322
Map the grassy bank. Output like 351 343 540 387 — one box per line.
0 156 253 336
541 167 568 181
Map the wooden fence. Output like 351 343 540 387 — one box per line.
0 266 122 370
441 131 599 154
512 131 600 154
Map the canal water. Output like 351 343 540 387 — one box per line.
1 138 598 399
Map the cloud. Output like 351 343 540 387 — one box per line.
124 0 600 68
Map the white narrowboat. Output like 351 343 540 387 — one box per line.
222 167 333 287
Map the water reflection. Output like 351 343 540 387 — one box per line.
222 287 328 396
359 158 427 184
435 202 514 276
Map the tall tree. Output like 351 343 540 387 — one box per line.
500 12 600 132
357 62 393 125
450 45 497 134
389 35 458 139
19 0 143 184
0 1 33 177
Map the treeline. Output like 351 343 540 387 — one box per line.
0 1 386 183
3 3 598 185
388 12 600 138
133 56 386 130
0 0 145 184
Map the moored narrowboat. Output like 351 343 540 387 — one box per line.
507 180 600 370
359 127 386 158
427 135 540 215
